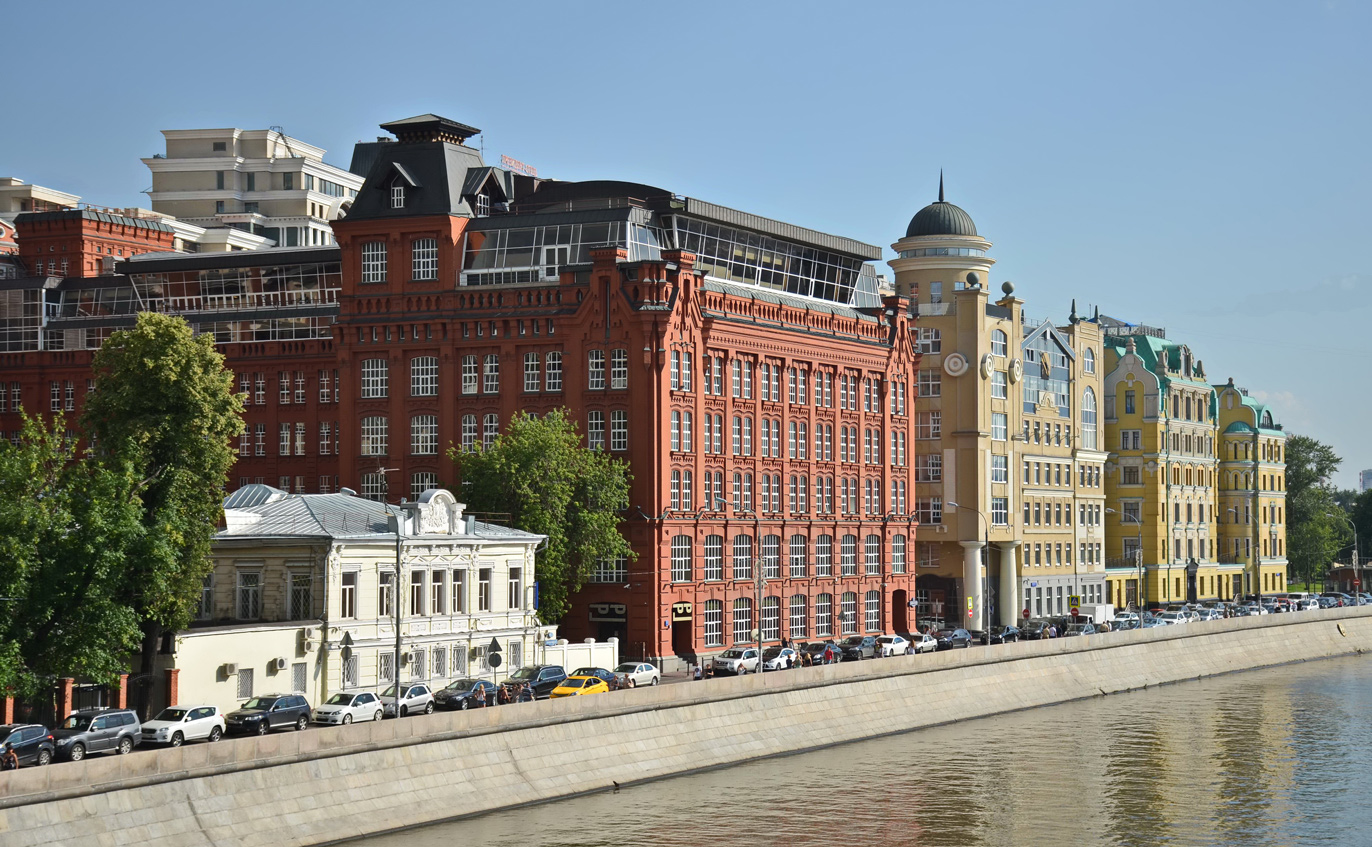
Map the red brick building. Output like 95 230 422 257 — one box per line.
0 114 923 667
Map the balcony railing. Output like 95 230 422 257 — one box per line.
149 288 339 314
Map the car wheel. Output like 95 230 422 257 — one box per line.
459 699 470 711
424 702 434 715
373 710 383 723
37 748 52 766
256 722 269 736
342 714 353 725
399 705 408 718
117 737 133 755
208 726 222 742
295 716 308 731
171 732 184 748
69 743 85 762
651 676 660 686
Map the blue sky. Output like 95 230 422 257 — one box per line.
5 0 1369 486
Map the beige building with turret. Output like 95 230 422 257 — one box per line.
889 180 1108 630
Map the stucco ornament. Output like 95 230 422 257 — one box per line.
1009 358 1024 383
979 353 994 379
943 352 969 378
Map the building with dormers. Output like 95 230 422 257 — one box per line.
1214 378 1288 595
888 180 1108 630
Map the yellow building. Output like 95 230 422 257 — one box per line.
1101 323 1268 609
1214 379 1288 595
888 181 1107 629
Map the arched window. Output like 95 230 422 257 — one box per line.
840 592 859 634
1083 347 1095 374
1081 387 1097 449
670 535 692 583
815 593 833 637
991 329 1008 357
731 598 753 644
733 535 753 580
788 594 808 639
864 590 881 632
761 596 781 641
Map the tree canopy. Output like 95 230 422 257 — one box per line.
80 313 244 699
1285 433 1345 587
449 410 633 623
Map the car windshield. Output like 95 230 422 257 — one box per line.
447 679 482 690
841 637 864 646
325 694 355 706
935 630 957 637
720 649 746 658
561 678 588 689
154 708 188 722
572 668 603 677
508 668 538 681
241 698 278 710
614 663 639 673
61 715 92 731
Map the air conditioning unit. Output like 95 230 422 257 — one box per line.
301 627 317 640
302 639 316 653
222 663 238 676
401 651 414 665
272 657 288 671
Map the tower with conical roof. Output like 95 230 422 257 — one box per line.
888 173 996 305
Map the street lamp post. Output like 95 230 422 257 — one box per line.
947 501 989 643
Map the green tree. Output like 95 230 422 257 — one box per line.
0 415 145 696
1284 434 1344 589
80 313 244 708
449 410 633 623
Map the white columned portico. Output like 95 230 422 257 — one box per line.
997 541 1021 627
960 540 985 631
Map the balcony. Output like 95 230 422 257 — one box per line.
149 288 339 314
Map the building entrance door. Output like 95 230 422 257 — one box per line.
892 590 909 633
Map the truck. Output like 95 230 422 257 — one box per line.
1076 603 1115 624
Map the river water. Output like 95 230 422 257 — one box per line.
357 656 1372 847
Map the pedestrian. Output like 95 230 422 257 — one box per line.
0 742 16 771
786 651 794 670
693 663 703 681
823 646 834 665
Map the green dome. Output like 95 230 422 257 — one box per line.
906 201 978 238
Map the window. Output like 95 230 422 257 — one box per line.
459 415 477 450
361 416 388 455
587 411 605 450
522 352 540 392
865 535 881 574
991 455 1008 484
545 351 563 391
1081 387 1098 449
411 472 438 501
789 595 808 639
916 498 943 524
582 349 607 391
815 535 833 576
340 572 357 619
991 413 1008 441
451 571 467 613
610 349 628 389
671 351 681 390
508 567 523 610
991 497 1009 526
288 572 312 620
732 598 753 644
916 411 941 440
411 415 437 455
1084 348 1095 374
391 182 405 208
864 591 880 632
916 327 941 354
840 592 858 634
891 535 907 574
410 238 438 280
1125 390 1136 415
816 594 834 636
610 410 628 451
196 574 214 620
411 357 438 396
789 535 808 578
279 423 291 456
462 356 478 394
483 355 499 393
991 329 1008 357
762 535 781 579
761 597 781 641
295 422 306 456
361 359 388 398
254 424 265 456
733 535 753 580
991 370 1008 399
235 572 261 620
1123 466 1141 485
703 535 724 581
703 600 723 646
671 536 692 582
362 242 387 283
483 413 499 447
478 568 492 611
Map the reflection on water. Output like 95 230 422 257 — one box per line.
356 656 1372 847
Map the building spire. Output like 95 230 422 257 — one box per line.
1069 299 1079 324
938 170 945 203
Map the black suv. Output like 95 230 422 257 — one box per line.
0 723 55 766
52 709 141 761
225 693 311 735
500 665 567 700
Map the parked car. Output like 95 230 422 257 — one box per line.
141 705 226 745
1298 598 1321 611
0 723 55 766
434 679 496 710
985 625 1021 644
311 692 383 725
711 648 760 675
1322 592 1355 607
910 633 939 654
839 635 878 661
801 641 842 664
1062 623 1097 637
760 647 799 671
381 683 434 717
1020 619 1049 640
1154 612 1188 625
875 635 910 657
933 629 973 650
614 661 662 686
501 665 568 700
570 667 619 686
52 708 141 760
225 693 311 736
550 675 610 698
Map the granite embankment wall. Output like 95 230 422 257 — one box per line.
4 607 1371 847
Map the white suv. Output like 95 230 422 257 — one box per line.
711 648 759 675
141 705 225 747
381 683 435 717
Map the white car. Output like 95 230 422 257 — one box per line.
1298 598 1321 611
140 705 225 747
875 635 910 657
381 683 435 717
613 661 662 686
760 647 799 671
911 633 939 654
312 691 384 725
1155 612 1189 625
711 648 759 675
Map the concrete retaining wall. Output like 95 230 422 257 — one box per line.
3 607 1370 847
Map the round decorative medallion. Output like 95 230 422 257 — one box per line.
979 353 994 379
944 352 969 377
1009 358 1024 383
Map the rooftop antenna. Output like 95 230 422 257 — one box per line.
938 170 945 203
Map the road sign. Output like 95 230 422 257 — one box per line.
1068 594 1082 608
1070 606 1080 616
488 652 503 668
1022 608 1031 620
966 597 974 618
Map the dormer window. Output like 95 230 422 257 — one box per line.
391 183 405 209
475 192 490 217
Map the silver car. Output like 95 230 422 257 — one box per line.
614 661 661 686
